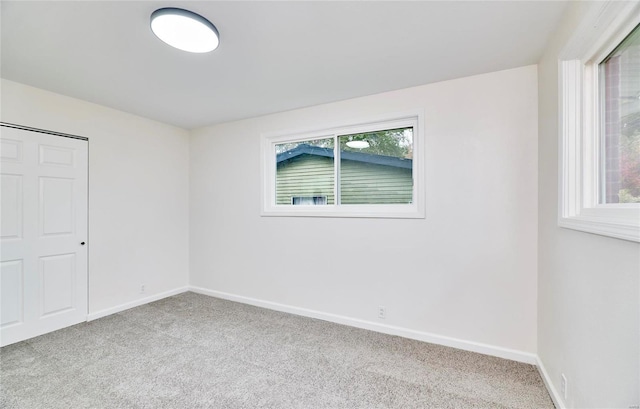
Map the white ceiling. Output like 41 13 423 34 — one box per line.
1 1 568 130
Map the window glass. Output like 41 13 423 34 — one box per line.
338 128 413 204
600 24 640 203
275 138 334 205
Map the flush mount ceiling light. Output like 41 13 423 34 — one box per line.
150 8 219 53
346 140 370 149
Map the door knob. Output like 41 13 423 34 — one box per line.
80 242 85 245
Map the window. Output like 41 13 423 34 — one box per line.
559 2 640 242
261 113 424 218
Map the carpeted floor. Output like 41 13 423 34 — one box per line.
0 292 554 409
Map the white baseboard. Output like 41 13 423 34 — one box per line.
188 286 537 365
87 286 189 321
537 356 565 409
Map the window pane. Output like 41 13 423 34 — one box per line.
339 127 413 204
600 24 640 204
276 138 334 205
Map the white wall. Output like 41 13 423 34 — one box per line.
1 79 190 315
537 3 640 408
190 66 539 358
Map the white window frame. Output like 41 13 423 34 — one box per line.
559 1 640 242
261 111 425 218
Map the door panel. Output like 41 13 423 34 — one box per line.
40 177 75 236
41 253 75 316
0 125 87 346
0 139 22 162
39 144 75 167
1 259 23 327
1 174 23 240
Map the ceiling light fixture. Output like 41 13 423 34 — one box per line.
346 140 370 149
150 8 219 53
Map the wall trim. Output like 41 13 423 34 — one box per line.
87 286 189 321
189 286 537 365
536 356 565 409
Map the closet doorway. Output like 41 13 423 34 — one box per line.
1 123 88 346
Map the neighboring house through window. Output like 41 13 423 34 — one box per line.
261 113 424 218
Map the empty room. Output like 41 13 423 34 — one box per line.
1 1 638 408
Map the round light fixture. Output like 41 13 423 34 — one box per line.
151 8 219 53
346 140 370 149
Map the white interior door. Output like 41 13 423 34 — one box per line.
1 125 88 347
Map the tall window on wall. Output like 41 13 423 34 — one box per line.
559 2 640 242
261 113 424 218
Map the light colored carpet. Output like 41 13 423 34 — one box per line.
0 292 553 408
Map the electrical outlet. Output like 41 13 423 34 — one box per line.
378 306 386 319
561 373 567 400
140 284 146 294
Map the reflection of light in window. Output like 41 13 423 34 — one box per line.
346 140 370 149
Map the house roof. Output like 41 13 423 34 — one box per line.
277 144 412 169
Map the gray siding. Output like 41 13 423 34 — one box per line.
276 154 412 205
340 160 412 204
276 155 335 204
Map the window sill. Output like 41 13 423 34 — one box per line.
558 215 640 242
261 204 425 219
